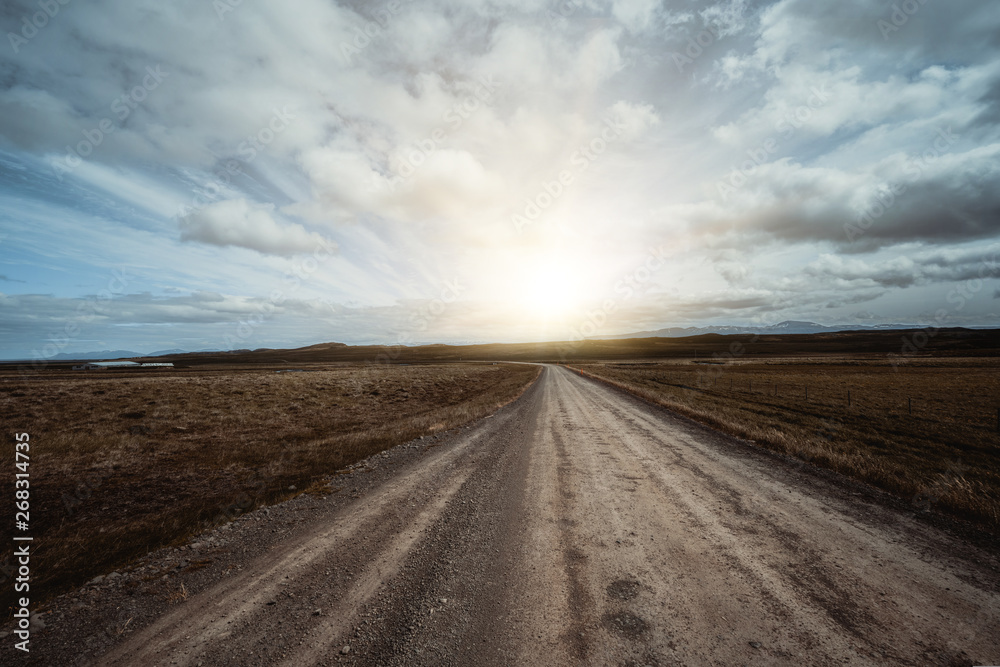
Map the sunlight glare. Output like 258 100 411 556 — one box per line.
516 256 586 321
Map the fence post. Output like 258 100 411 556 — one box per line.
908 397 912 415
848 390 851 407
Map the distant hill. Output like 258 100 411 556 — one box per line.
29 327 1000 366
147 348 192 356
50 348 221 361
139 327 1000 367
50 350 144 361
588 320 924 340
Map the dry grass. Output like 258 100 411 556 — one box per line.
572 358 1000 531
166 583 188 604
0 362 539 610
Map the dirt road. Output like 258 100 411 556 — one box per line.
82 365 1000 664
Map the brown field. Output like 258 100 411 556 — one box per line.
0 362 539 611
3 327 998 618
572 357 1000 532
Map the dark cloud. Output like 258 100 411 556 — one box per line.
804 246 1000 290
682 142 1000 251
973 75 1000 128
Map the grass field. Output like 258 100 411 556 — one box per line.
0 362 539 612
3 336 998 616
572 357 1000 532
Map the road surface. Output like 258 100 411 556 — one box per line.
95 364 1000 665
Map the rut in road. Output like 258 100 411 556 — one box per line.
101 364 1000 666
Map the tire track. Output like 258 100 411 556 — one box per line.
81 365 1000 666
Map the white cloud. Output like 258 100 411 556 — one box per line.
180 199 335 256
699 0 751 38
711 61 996 150
612 0 660 33
607 100 660 141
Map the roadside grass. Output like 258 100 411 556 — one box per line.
571 358 1000 532
0 362 539 611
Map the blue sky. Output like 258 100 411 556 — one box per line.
1 0 1000 360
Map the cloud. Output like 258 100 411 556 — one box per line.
179 199 335 256
724 0 1000 80
2 0 1000 357
0 86 80 153
612 0 660 33
0 288 480 359
677 141 1000 250
607 100 660 141
699 0 751 39
805 246 1000 289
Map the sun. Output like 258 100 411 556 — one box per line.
515 257 587 321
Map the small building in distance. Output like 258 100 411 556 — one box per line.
72 361 174 370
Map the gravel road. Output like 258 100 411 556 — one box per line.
19 364 1000 665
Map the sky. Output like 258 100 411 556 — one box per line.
1 0 999 360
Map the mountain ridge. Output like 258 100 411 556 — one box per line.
48 348 222 361
587 320 925 340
